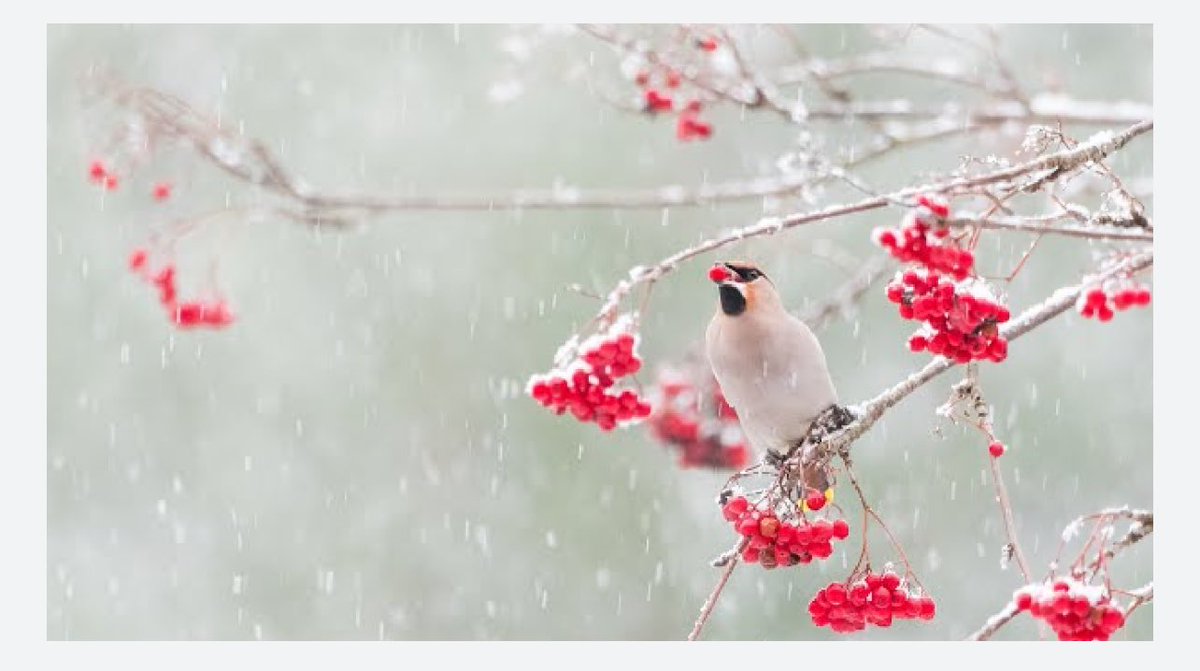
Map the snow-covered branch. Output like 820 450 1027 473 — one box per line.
589 121 1152 329
968 507 1154 641
795 251 1152 470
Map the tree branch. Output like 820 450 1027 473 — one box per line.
588 121 1152 330
968 507 1154 641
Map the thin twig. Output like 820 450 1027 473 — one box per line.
986 453 1032 582
688 537 748 641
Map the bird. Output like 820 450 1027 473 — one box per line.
705 260 839 489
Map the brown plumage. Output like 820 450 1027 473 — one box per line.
705 261 838 489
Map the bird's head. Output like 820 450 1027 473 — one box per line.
708 261 781 316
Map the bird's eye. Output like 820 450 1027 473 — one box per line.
741 269 761 281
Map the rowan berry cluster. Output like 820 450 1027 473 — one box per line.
630 55 713 141
676 101 713 142
873 195 974 280
645 368 749 469
1076 282 1152 322
527 315 653 431
808 571 936 633
128 249 234 329
886 269 1011 364
88 160 120 191
1012 578 1127 641
721 496 850 569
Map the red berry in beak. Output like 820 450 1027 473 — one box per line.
708 265 731 283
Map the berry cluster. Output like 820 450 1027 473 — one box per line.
873 195 974 280
1013 578 1126 641
646 368 749 469
527 315 653 431
88 160 120 191
128 249 235 330
88 160 175 202
676 101 713 142
808 572 936 633
1077 283 1152 322
721 496 850 569
886 269 1011 364
630 62 712 142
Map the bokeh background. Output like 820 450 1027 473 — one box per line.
47 24 1152 640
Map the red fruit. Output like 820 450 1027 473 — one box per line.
88 160 107 182
848 584 869 606
103 174 119 191
792 524 813 545
917 596 936 620
832 519 850 540
825 583 847 605
665 70 681 88
645 89 673 113
1015 592 1032 611
152 182 172 202
708 265 731 283
1072 599 1091 618
698 37 718 52
634 71 649 87
988 441 1006 458
153 267 177 305
805 491 827 511
908 335 928 352
808 597 829 616
1100 607 1125 632
917 194 950 219
128 249 148 272
880 573 901 591
736 517 759 536
172 302 204 327
758 516 780 539
722 497 749 522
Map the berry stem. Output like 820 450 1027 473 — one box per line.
986 446 1032 583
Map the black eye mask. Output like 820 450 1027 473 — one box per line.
725 265 765 282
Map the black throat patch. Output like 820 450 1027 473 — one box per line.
719 285 747 316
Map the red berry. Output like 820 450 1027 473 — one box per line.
89 161 106 181
1015 592 1032 611
644 89 673 113
128 249 148 272
152 182 172 202
708 266 731 283
832 518 850 540
988 441 1006 458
